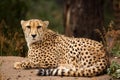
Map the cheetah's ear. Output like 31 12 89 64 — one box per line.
21 20 25 25
44 21 49 27
20 20 26 30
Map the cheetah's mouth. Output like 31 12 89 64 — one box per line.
32 38 36 40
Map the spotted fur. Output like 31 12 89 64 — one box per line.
14 19 108 77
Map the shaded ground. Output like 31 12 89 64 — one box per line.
0 56 119 80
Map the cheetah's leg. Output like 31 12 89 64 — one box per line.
14 60 39 69
57 64 76 71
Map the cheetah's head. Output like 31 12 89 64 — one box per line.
21 19 49 46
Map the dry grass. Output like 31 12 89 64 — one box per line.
95 21 120 56
95 21 120 79
0 20 27 57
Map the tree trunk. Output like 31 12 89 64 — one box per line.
113 0 120 30
64 0 104 41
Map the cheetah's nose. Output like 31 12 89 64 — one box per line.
31 34 37 38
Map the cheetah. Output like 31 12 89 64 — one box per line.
14 19 108 77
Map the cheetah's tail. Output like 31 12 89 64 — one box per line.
37 58 108 77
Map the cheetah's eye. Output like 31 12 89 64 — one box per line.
26 26 31 29
37 26 42 29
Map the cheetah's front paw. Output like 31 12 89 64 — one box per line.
14 62 22 69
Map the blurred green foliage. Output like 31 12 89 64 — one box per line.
104 0 114 26
0 0 27 28
111 41 120 57
26 0 63 33
0 0 28 56
107 61 120 79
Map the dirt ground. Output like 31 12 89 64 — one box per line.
0 56 119 80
